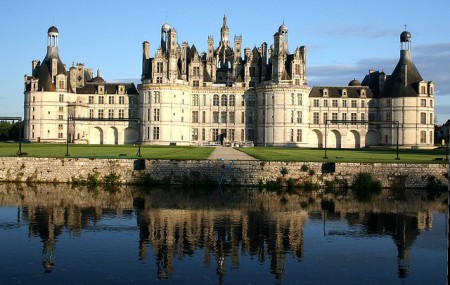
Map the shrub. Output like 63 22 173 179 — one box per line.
87 172 101 185
103 173 120 185
301 164 309 172
308 169 315 176
303 181 320 192
281 167 289 175
425 176 446 200
351 172 382 202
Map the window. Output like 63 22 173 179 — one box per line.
430 113 433 125
154 109 160 121
291 94 295 105
430 131 433 144
202 111 206 123
241 112 245 124
420 112 426 124
248 94 255 107
119 96 124 104
323 100 328 107
58 132 63 138
290 129 294 142
108 109 114 119
109 96 114 104
420 130 426 143
351 113 357 123
386 99 392 107
193 66 200 76
323 112 328 124
193 80 199 87
221 94 227 106
421 86 426 94
297 94 302 105
202 128 206 140
156 62 163 73
296 129 302 142
202 94 207 106
212 129 219 141
59 94 64 102
213 94 220 106
241 95 245 106
248 111 255 124
313 99 319 107
430 100 433 107
147 109 151 121
332 100 338 107
130 97 135 105
295 64 301 75
342 100 347 108
89 96 94 104
241 129 245 141
192 128 198 140
58 115 64 120
98 109 104 119
119 109 124 119
156 77 162 83
313 112 319 124
420 99 426 107
192 94 199 106
59 107 64 112
58 124 63 130
342 113 347 121
297 111 302 124
221 111 227 123
59 81 64 90
98 96 104 104
291 111 294 123
386 112 391 122
229 95 235 106
153 127 160 140
361 100 366 108
213 111 219 123
192 111 199 123
247 129 254 141
361 113 365 121
351 100 357 108
332 113 338 122
229 112 235 123
89 109 94 119
154 92 160 103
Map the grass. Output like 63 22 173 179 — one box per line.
237 146 449 164
0 142 214 160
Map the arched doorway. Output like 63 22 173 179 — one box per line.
328 130 342 149
106 127 118 145
308 129 323 148
365 130 379 146
346 130 361 148
124 127 138 144
89 127 103 145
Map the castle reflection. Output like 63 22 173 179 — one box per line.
0 183 445 281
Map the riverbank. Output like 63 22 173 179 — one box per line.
0 157 448 188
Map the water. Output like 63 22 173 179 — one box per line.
0 183 447 284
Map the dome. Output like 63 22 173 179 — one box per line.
48 26 59 34
278 24 288 34
400 31 411 42
162 22 171 32
348 79 361 86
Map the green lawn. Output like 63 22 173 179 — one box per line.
0 143 214 160
237 147 449 164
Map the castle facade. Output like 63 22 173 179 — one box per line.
23 17 435 148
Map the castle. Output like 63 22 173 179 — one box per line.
23 16 435 148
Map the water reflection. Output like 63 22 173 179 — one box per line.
0 183 446 284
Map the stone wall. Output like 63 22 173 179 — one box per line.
0 157 448 188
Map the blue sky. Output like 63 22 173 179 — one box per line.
1 0 449 123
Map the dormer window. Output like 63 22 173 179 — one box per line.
323 89 328 96
342 89 347 97
360 89 366 97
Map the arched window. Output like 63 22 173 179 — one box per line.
229 94 235 106
221 94 227 106
213 94 219 106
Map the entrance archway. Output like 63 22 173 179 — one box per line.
89 127 103 144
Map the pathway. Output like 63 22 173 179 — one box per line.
207 146 257 160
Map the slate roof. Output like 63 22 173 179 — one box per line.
309 86 373 98
76 82 138 95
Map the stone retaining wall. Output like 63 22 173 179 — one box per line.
0 157 448 188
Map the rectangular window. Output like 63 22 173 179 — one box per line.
248 94 256 107
98 109 104 119
332 113 338 122
192 111 199 123
313 99 319 107
212 129 219 141
192 94 199 106
386 99 392 107
297 94 302 105
59 106 64 112
153 127 160 140
313 112 320 124
108 109 114 119
89 96 94 104
342 100 347 108
241 129 245 141
89 109 94 119
119 96 124 104
247 129 254 141
296 129 302 142
430 113 433 125
98 96 104 104
202 111 206 123
192 128 198 140
59 94 64 102
248 111 255 124
291 111 294 123
221 111 227 123
202 94 207 106
147 108 151 121
193 81 199 87
157 62 163 73
342 113 347 121
420 112 426 124
361 113 365 122
156 77 162 83
213 111 219 123
58 115 64 120
351 100 357 108
229 129 235 141
109 96 114 104
291 93 295 105
323 112 328 124
421 99 426 107
332 100 338 107
297 111 302 124
119 109 124 119
420 130 426 143
351 113 357 124
229 112 235 124
241 112 245 124
290 129 294 142
202 128 206 140
323 100 328 107
386 112 391 122
154 92 160 103
361 100 366 108
154 108 160 121
193 66 200 76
